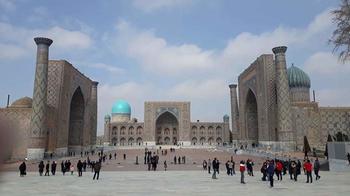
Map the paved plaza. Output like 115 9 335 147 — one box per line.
0 170 349 196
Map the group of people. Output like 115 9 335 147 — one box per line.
144 151 160 171
18 151 105 180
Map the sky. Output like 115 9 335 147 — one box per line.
0 0 349 136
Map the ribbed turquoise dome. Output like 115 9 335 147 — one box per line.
223 114 229 118
112 100 131 114
287 65 311 88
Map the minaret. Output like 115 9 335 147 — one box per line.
229 84 239 139
272 46 295 150
90 81 98 147
27 37 53 160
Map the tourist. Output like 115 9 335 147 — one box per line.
260 161 267 181
70 164 74 175
38 161 44 176
61 161 65 175
267 160 275 187
91 161 95 172
288 159 293 180
314 158 321 180
347 153 350 165
296 160 302 179
51 161 57 175
77 160 83 177
83 160 87 172
304 159 313 183
44 161 50 176
178 156 181 164
275 160 283 181
109 153 112 160
93 161 101 180
225 160 230 175
123 153 126 160
231 160 236 174
174 156 177 164
164 160 167 171
208 158 211 174
239 160 246 184
114 152 117 160
228 160 234 175
212 158 219 179
290 160 297 181
19 161 26 177
202 160 207 170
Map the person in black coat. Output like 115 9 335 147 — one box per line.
51 161 57 175
19 161 26 177
61 161 65 175
45 161 50 176
93 161 101 180
77 160 83 177
38 161 44 176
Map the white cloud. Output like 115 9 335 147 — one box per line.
132 0 191 12
87 63 125 74
304 52 350 75
317 88 350 107
0 22 93 61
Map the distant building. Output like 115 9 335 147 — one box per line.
104 100 230 147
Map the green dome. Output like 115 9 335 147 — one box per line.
287 65 311 88
223 114 229 118
112 100 131 114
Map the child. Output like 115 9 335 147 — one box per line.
70 165 74 175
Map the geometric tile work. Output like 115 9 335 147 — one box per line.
273 47 294 142
320 109 350 137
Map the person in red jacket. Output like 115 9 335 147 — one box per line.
275 160 283 181
304 159 313 183
239 160 246 184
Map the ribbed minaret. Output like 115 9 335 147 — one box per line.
229 84 239 139
90 81 98 147
272 46 295 150
27 37 53 160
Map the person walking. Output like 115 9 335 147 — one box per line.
304 159 313 183
212 158 219 179
70 164 74 175
38 161 44 176
61 161 65 175
208 158 211 174
314 158 321 180
51 161 57 175
260 161 267 181
267 160 275 187
77 160 83 177
93 161 101 180
276 160 283 181
239 160 246 184
44 161 50 176
19 161 26 177
164 160 167 171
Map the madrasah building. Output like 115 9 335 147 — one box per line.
104 46 350 152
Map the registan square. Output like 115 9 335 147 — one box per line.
0 1 350 195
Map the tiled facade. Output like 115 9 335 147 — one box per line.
232 46 350 151
104 102 230 147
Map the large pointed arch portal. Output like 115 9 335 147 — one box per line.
68 87 85 153
155 111 179 145
245 89 258 142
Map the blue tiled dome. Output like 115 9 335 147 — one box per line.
112 100 131 114
287 65 311 88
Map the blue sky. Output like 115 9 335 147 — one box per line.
1 0 349 135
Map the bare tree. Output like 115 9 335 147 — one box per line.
330 0 350 62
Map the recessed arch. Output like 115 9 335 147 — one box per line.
245 88 258 142
155 111 179 145
68 87 84 152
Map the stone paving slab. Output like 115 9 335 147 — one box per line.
0 171 349 196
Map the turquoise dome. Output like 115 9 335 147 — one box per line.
104 114 111 119
287 65 311 88
112 100 131 114
223 114 229 118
